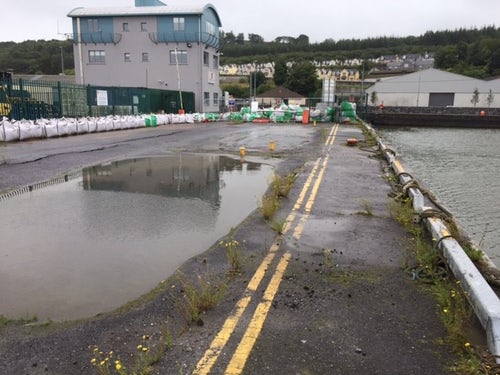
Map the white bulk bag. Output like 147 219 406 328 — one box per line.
4 120 20 141
171 114 181 124
57 118 68 136
104 116 114 131
45 118 59 138
112 116 122 130
87 117 97 133
19 120 32 140
185 113 195 123
135 115 146 127
31 120 44 139
77 118 89 134
67 118 77 135
96 118 107 132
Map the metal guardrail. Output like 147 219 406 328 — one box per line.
363 122 500 362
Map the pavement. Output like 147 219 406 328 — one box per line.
157 123 466 374
0 122 479 374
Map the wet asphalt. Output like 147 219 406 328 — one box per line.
0 122 470 374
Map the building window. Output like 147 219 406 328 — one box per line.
122 22 129 32
206 21 215 36
213 55 219 69
173 17 185 31
204 92 210 106
203 51 209 66
213 92 219 106
169 50 187 65
89 50 105 64
142 52 149 62
124 53 131 62
88 19 100 33
141 22 147 31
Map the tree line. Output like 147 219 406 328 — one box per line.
0 26 498 79
221 26 500 77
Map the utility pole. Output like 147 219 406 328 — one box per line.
60 46 65 75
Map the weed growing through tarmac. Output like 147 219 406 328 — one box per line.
90 331 173 375
388 197 493 373
258 193 280 220
358 198 374 216
175 273 227 325
220 238 244 275
270 172 296 198
269 218 286 234
258 172 296 220
321 248 335 272
0 314 38 327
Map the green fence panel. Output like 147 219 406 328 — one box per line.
1 76 197 120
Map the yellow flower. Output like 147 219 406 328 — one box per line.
142 347 149 352
464 342 471 348
100 360 106 366
90 358 97 364
115 362 123 370
137 344 143 350
443 308 449 313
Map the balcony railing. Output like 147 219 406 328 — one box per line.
72 33 122 45
148 31 219 48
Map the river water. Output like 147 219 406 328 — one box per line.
377 126 500 267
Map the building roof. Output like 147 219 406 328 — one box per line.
67 3 221 26
257 86 304 99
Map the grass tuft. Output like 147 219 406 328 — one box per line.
176 273 227 325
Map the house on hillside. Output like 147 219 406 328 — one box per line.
256 86 305 107
67 0 222 113
365 68 500 107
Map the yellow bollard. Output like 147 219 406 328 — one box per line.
269 141 275 152
239 146 246 157
313 120 317 127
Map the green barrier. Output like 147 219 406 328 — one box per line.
340 102 354 111
231 113 243 121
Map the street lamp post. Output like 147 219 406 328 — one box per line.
60 46 65 75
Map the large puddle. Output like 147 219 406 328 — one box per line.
0 154 273 321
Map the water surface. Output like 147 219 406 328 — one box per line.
378 126 500 266
0 154 272 320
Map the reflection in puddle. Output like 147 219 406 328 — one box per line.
0 154 272 321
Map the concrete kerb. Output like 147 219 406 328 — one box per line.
362 122 500 363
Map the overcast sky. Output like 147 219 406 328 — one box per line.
1 0 499 43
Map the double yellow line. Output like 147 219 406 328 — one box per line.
193 124 339 375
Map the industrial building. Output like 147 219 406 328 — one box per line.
67 0 222 113
365 68 500 108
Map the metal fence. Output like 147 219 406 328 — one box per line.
0 77 195 120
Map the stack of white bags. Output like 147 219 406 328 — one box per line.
0 114 175 142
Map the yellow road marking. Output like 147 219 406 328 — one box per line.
224 252 292 375
282 156 320 234
293 124 338 240
283 124 338 234
193 241 281 375
293 154 330 240
193 124 339 374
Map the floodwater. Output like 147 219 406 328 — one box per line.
378 126 500 267
0 154 273 321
